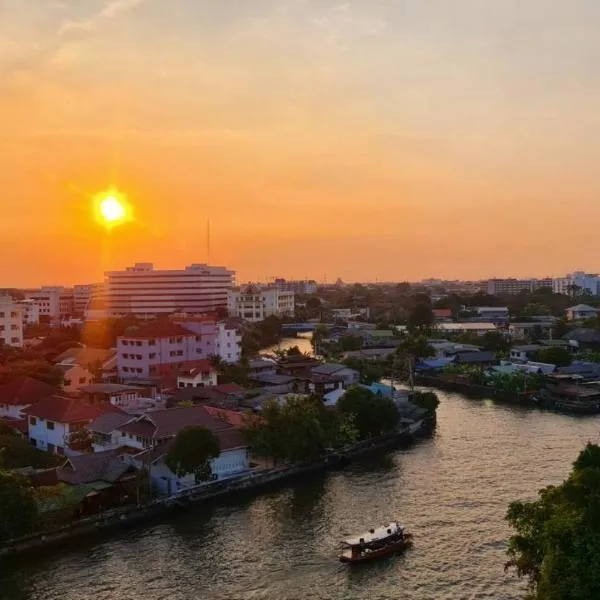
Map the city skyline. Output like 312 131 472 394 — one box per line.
3 1 600 284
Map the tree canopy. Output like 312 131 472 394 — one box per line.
165 426 221 482
0 471 38 542
535 346 572 367
0 434 63 469
399 335 435 359
409 303 434 331
506 443 600 600
0 359 64 388
337 386 399 439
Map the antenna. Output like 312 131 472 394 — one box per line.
206 218 211 264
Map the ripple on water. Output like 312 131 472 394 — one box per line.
3 390 598 600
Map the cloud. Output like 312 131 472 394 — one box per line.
58 0 146 39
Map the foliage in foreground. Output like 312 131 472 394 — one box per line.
506 443 600 600
336 387 399 439
165 426 221 482
0 470 38 542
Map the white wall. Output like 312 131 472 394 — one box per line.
28 417 74 455
0 403 28 419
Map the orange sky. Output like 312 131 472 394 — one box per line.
2 0 600 285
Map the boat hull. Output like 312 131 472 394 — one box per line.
339 536 412 564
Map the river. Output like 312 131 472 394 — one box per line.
3 391 599 600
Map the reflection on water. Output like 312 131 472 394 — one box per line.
264 334 314 356
4 391 600 600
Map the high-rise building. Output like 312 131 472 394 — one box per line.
104 263 234 318
553 272 600 296
73 283 104 315
273 278 318 295
227 287 295 322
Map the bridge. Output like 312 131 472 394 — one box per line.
280 323 334 333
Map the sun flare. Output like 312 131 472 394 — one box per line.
93 189 133 229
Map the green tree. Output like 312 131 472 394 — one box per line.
337 386 399 439
409 303 434 331
0 434 63 469
399 335 435 359
481 330 510 354
522 303 551 317
535 346 572 367
165 426 221 483
410 391 440 414
0 360 63 387
339 334 364 352
506 443 600 600
0 471 38 541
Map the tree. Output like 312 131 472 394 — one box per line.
165 427 220 483
410 391 440 414
337 386 399 439
399 335 435 359
0 471 38 541
535 346 572 367
68 430 94 454
339 334 364 352
305 296 321 312
409 303 434 331
481 331 510 354
0 360 64 388
311 323 328 353
506 443 600 600
0 434 63 469
522 303 551 317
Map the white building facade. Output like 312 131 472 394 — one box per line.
0 296 24 347
553 272 600 296
104 263 234 317
227 287 295 322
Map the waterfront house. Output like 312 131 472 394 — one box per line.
566 304 599 321
24 395 119 456
556 361 600 381
248 358 278 376
88 412 138 453
311 363 360 387
0 376 57 419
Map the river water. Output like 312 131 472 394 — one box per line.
3 391 600 600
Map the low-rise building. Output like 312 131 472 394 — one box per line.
566 304 599 321
58 363 96 394
509 345 542 362
311 363 360 387
0 295 24 347
24 395 116 456
177 360 218 388
227 287 294 322
0 376 57 419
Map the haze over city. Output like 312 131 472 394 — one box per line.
3 0 600 285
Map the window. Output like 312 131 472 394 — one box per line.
149 339 156 346
29 438 37 447
122 367 129 372
122 353 128 359
177 337 183 343
0 312 3 318
122 340 129 345
10 312 18 318
64 379 71 386
136 368 143 373
177 350 183 356
136 354 142 360
11 337 19 343
79 377 86 384
178 381 185 388
11 324 19 330
29 417 37 426
47 421 55 430
47 443 55 453
149 353 156 359
136 341 142 346
0 325 4 331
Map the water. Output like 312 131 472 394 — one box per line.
3 391 600 600
264 333 314 356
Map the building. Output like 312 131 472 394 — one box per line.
311 363 360 387
509 345 543 362
104 263 234 317
227 287 295 322
487 278 553 295
172 317 242 363
553 272 600 296
0 376 57 419
273 279 318 295
177 360 218 388
16 299 40 325
24 395 115 455
0 296 24 347
23 286 74 321
566 304 599 321
73 283 104 315
58 363 96 394
117 320 199 380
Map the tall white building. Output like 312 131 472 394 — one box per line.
73 283 104 315
228 287 295 322
104 263 234 317
0 296 24 347
553 272 600 296
17 299 40 325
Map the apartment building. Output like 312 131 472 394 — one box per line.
73 283 104 315
23 286 75 321
172 317 242 363
273 278 318 295
0 296 24 347
487 278 553 295
553 272 600 296
104 263 234 317
227 287 295 322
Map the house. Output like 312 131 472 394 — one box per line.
24 395 118 456
176 360 218 388
556 361 600 381
171 317 242 363
342 348 397 361
432 308 453 322
170 382 247 408
508 322 553 339
453 351 497 367
112 405 250 494
87 412 137 452
250 373 297 387
509 345 542 362
566 304 599 321
57 363 96 394
563 328 600 351
248 358 278 376
278 356 321 377
311 363 360 387
54 346 117 371
56 450 138 515
79 383 152 411
472 307 510 323
0 376 57 419
428 340 482 358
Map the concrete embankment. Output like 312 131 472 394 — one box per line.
0 418 434 558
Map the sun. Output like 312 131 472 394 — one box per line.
93 188 133 229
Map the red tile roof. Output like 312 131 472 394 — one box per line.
0 376 58 407
178 360 216 377
433 308 453 318
122 320 195 340
204 406 247 428
0 417 28 435
23 395 117 424
214 383 245 395
54 347 116 368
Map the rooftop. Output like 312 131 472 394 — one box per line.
24 396 119 423
59 450 134 485
79 383 143 395
54 347 116 368
121 320 196 340
0 376 58 407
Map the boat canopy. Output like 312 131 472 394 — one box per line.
342 523 404 547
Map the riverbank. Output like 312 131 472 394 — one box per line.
0 417 434 559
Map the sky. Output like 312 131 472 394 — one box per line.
2 0 600 285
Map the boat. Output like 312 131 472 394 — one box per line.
536 384 600 414
339 522 412 564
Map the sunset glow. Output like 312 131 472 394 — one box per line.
93 190 132 229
